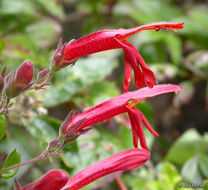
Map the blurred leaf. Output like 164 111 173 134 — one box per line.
119 125 133 148
0 115 6 141
39 116 61 132
181 157 203 184
44 54 118 107
115 0 182 24
0 149 21 179
27 117 57 144
160 162 181 186
173 81 195 107
0 40 4 53
185 50 208 77
72 81 120 106
61 128 125 176
0 0 37 16
204 180 208 190
166 129 208 165
147 181 167 190
198 154 208 178
151 63 178 81
37 0 65 20
164 34 182 65
26 19 61 48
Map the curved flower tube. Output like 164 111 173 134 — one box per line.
62 22 184 92
59 84 182 150
61 148 150 190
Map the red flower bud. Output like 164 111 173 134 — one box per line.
61 149 149 190
4 60 34 98
0 67 6 93
0 75 4 93
20 170 68 190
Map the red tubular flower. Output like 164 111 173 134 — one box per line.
4 60 34 98
18 170 68 190
64 22 184 92
59 84 182 150
61 148 149 190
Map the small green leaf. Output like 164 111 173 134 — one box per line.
199 154 208 178
181 157 203 184
204 180 208 190
166 129 208 165
0 40 4 52
0 115 6 141
161 162 181 186
0 149 21 179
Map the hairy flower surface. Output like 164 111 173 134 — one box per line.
64 22 184 92
60 84 182 150
61 148 149 190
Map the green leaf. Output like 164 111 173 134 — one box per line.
204 180 208 190
160 162 181 186
37 0 65 20
198 154 208 178
44 53 118 107
166 129 208 165
164 34 182 65
0 115 6 141
181 157 203 184
71 81 120 107
26 19 61 48
173 81 195 107
0 40 4 53
27 117 57 144
0 0 37 16
0 149 21 179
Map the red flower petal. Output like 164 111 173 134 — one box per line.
61 149 149 190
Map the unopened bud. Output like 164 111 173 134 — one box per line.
0 75 4 93
0 67 6 93
37 69 50 84
4 60 34 98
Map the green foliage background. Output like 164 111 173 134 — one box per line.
0 0 208 189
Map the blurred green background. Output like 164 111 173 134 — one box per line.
0 0 208 189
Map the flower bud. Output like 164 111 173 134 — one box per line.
4 60 34 98
0 67 6 93
36 69 50 84
0 75 4 93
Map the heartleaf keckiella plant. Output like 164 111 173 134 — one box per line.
61 149 150 190
5 21 184 190
59 84 182 150
63 22 184 92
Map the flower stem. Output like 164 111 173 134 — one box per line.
3 152 46 172
3 138 64 173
